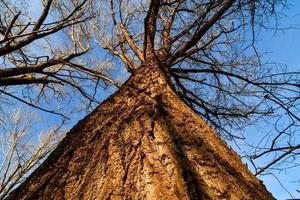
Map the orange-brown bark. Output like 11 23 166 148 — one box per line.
8 65 274 200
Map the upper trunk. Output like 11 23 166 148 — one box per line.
8 64 274 200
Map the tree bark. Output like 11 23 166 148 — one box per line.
8 64 274 200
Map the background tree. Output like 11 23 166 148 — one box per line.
1 0 300 199
0 108 64 199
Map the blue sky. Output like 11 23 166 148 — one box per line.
242 1 300 199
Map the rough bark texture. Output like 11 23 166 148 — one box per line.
8 64 274 199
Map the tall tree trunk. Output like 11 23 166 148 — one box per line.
8 64 274 200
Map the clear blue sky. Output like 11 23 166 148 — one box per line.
241 1 300 199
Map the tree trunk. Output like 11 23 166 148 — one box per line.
8 64 274 200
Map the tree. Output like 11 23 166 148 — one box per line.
2 0 300 199
0 108 64 199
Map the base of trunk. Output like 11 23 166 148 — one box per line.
8 66 274 200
